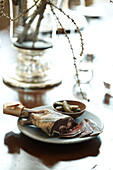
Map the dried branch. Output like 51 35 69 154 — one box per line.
50 3 89 101
17 0 47 44
0 0 40 21
0 0 4 16
48 0 84 56
32 1 47 47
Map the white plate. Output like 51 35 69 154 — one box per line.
17 105 104 144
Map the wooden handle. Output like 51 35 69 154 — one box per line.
3 102 24 117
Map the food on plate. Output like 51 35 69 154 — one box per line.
60 119 102 138
21 110 77 136
3 102 102 138
3 102 77 136
54 100 81 113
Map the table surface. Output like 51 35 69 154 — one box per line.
1 3 113 170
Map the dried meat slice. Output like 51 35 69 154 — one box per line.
57 118 102 138
84 119 102 136
79 119 93 137
60 118 93 138
60 123 82 138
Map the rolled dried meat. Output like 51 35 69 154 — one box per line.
3 102 77 136
23 110 77 136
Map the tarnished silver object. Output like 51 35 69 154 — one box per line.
3 0 62 88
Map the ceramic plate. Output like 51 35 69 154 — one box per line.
17 105 104 144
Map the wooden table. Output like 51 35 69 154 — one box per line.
1 3 113 170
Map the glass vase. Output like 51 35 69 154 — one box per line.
3 0 61 89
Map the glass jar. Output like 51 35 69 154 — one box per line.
3 0 61 89
10 0 54 50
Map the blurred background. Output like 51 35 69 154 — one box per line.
0 0 108 30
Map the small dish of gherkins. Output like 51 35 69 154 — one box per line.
53 100 86 119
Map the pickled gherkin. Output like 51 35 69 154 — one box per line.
63 101 73 113
54 100 81 113
55 106 64 111
54 101 63 107
69 105 79 111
